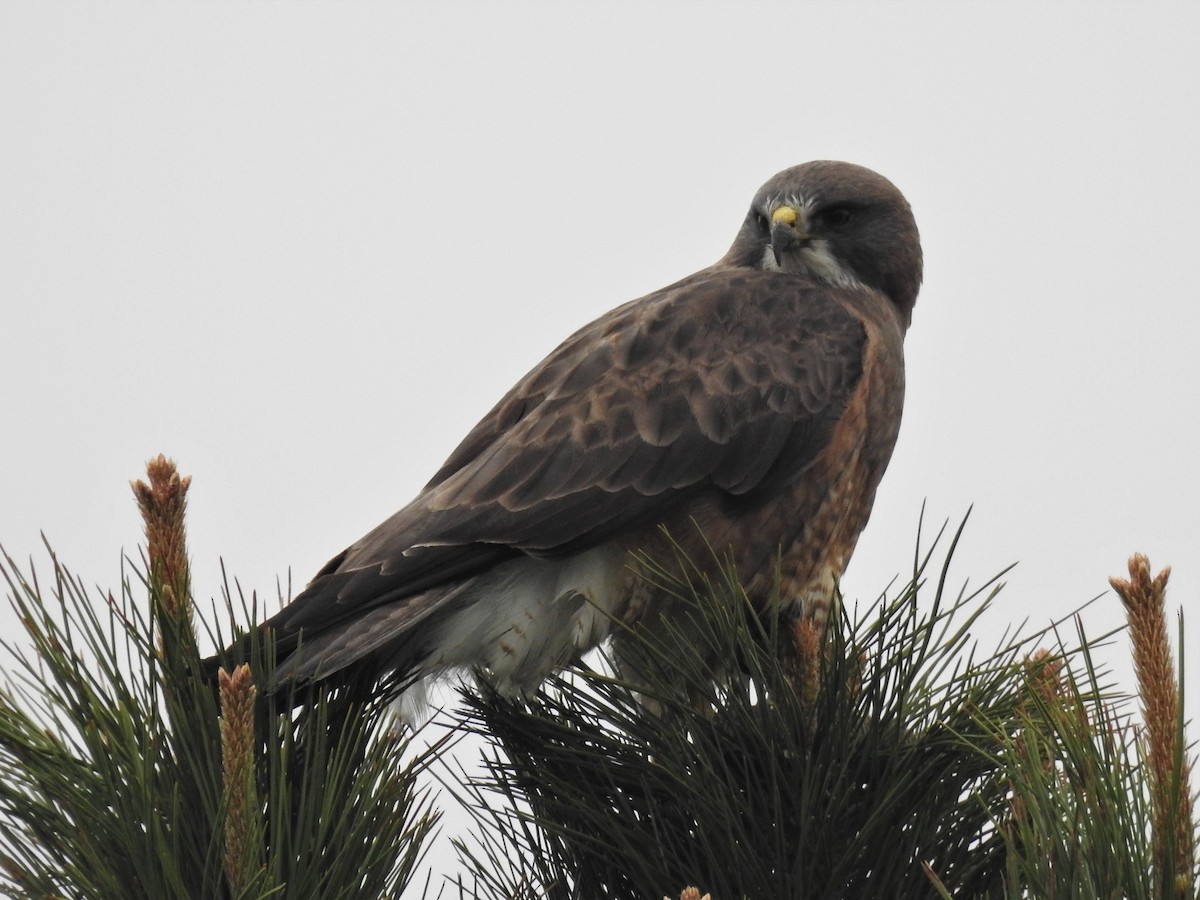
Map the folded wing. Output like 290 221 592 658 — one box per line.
258 268 869 672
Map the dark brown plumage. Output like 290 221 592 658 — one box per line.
214 161 922 712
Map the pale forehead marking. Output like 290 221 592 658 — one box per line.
760 191 819 216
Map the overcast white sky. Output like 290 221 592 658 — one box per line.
3 0 1199 882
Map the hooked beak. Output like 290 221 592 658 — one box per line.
770 205 811 259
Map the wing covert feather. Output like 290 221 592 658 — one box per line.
383 268 865 555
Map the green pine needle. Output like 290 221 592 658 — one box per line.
0 542 439 899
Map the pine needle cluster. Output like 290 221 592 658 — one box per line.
450 522 1198 900
0 456 438 899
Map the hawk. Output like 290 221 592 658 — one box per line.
221 161 922 711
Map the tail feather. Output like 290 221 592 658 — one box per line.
201 541 511 700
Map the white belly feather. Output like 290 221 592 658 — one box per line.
398 543 627 719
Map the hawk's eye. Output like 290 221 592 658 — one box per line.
753 210 769 232
818 206 856 228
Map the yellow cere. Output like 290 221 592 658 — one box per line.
771 206 798 226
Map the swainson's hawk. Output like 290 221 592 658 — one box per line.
219 161 922 710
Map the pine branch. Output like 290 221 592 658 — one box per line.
0 457 440 899
1111 555 1196 897
449 520 1200 900
450 518 1031 899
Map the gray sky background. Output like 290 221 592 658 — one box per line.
3 0 1199 881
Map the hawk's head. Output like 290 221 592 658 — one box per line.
723 161 923 326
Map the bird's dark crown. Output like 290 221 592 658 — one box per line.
722 161 922 326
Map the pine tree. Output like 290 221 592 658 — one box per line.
0 460 1195 899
